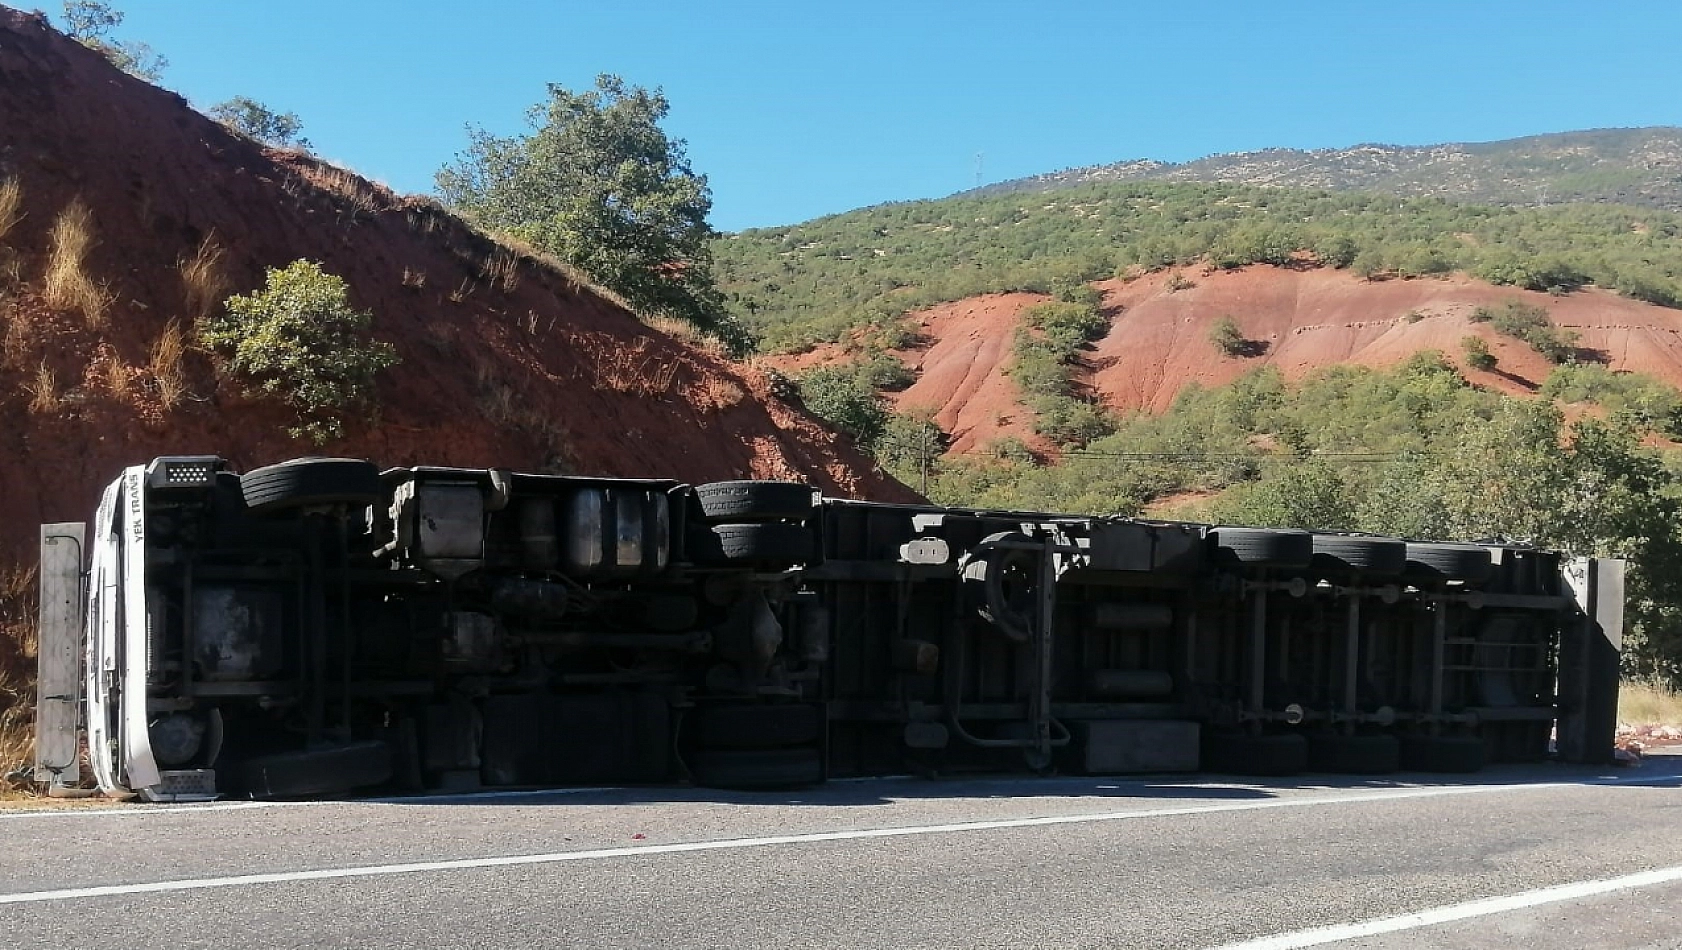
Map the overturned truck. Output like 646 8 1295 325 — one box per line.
33 457 1624 801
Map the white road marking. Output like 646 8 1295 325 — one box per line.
0 772 1676 905
0 785 622 821
1207 864 1682 949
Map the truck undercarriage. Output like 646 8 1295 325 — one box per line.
33 456 1624 801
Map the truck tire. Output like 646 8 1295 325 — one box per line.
960 532 1037 642
1398 734 1486 773
241 458 381 513
1311 534 1407 576
693 481 815 524
689 747 824 789
1405 543 1494 586
1212 528 1313 570
689 523 814 567
1306 732 1400 774
1202 732 1307 776
240 740 393 798
692 703 824 750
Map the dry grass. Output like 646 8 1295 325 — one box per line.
483 229 635 314
0 705 29 790
643 314 732 360
180 234 228 322
25 362 60 413
570 332 683 397
149 321 188 408
43 200 111 326
0 177 22 246
297 163 391 226
482 248 522 293
1 563 38 791
1 300 26 369
100 355 130 397
1619 681 1682 725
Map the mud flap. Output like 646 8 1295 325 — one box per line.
34 523 85 789
1557 557 1624 765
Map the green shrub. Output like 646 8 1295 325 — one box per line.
795 364 889 445
1030 395 1115 446
1541 363 1682 436
1487 300 1578 363
1462 335 1497 370
200 260 399 443
1052 282 1105 308
1208 315 1247 356
1021 301 1109 357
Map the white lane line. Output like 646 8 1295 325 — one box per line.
1207 864 1682 950
0 786 624 821
0 772 1676 905
0 800 286 820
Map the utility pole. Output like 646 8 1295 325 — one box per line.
975 151 984 189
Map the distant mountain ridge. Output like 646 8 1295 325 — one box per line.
965 128 1682 210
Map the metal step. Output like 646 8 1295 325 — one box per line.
140 769 219 803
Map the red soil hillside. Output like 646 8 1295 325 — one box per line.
881 267 1682 453
890 293 1055 455
1092 267 1682 411
0 8 915 575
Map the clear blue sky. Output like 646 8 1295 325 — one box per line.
107 1 1682 232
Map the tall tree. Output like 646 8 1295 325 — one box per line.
437 75 743 350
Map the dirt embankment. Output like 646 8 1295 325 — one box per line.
1091 267 1682 411
0 8 913 548
0 8 916 689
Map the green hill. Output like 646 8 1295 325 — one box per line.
964 128 1682 210
714 180 1682 354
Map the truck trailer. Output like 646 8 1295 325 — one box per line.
32 456 1625 801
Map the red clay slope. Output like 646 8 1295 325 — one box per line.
1092 267 1682 410
0 8 915 568
887 267 1682 453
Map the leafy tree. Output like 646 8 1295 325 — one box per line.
877 410 948 493
200 260 399 443
209 97 310 149
59 1 166 81
437 75 743 349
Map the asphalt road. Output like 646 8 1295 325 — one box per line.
2 755 1680 950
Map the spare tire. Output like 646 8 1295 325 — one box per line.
1212 527 1314 570
1405 542 1494 586
689 522 814 567
693 481 816 524
241 458 381 513
1312 534 1407 576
